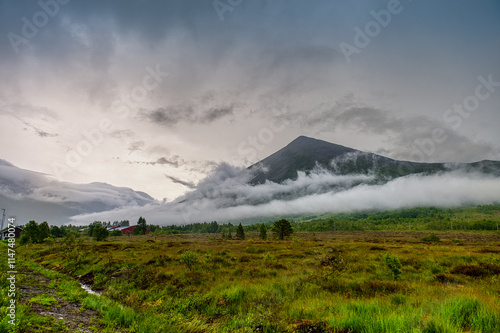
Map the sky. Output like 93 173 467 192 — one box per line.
1 0 500 201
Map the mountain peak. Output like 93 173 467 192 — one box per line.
249 136 358 184
285 136 354 152
249 136 487 185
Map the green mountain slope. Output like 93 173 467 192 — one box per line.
248 136 500 184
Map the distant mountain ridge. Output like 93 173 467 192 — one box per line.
2 137 500 226
249 136 500 184
0 160 155 224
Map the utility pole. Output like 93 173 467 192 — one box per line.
1 209 6 240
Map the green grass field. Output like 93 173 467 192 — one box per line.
2 230 499 332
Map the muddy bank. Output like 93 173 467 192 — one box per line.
18 268 103 332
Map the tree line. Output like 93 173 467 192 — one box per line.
15 218 295 244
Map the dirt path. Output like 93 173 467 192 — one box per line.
18 268 103 333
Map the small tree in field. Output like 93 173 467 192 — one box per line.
272 219 293 240
24 220 40 244
259 224 267 240
63 231 77 246
38 222 51 241
383 254 403 280
92 223 109 241
236 223 245 240
134 216 147 235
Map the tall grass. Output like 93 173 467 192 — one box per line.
15 231 500 332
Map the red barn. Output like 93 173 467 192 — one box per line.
118 225 151 235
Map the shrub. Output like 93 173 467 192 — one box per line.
63 231 77 246
450 263 500 277
383 254 403 280
43 237 55 245
93 224 109 241
89 221 109 241
181 251 199 270
29 294 58 307
320 254 347 277
110 229 122 236
434 273 461 284
239 256 250 263
203 251 213 265
19 233 30 246
421 234 440 242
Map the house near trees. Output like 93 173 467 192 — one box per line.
1 226 23 239
108 225 151 235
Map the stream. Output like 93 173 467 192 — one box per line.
80 283 101 296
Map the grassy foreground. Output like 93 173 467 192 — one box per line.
2 231 500 332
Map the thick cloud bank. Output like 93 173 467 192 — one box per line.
0 160 154 223
70 164 500 225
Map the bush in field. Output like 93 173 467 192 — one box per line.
203 251 213 265
19 233 30 246
421 233 440 242
63 231 77 246
110 229 122 237
181 251 199 270
89 222 109 241
43 237 55 246
383 254 403 280
450 263 500 277
263 252 274 262
272 219 293 240
320 253 347 277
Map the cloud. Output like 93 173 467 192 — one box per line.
156 157 180 167
0 160 154 212
200 106 234 123
141 105 195 126
1 0 499 206
165 175 195 189
68 163 500 226
140 104 234 127
303 105 499 163
128 156 182 168
128 141 145 154
110 129 136 139
0 105 58 138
